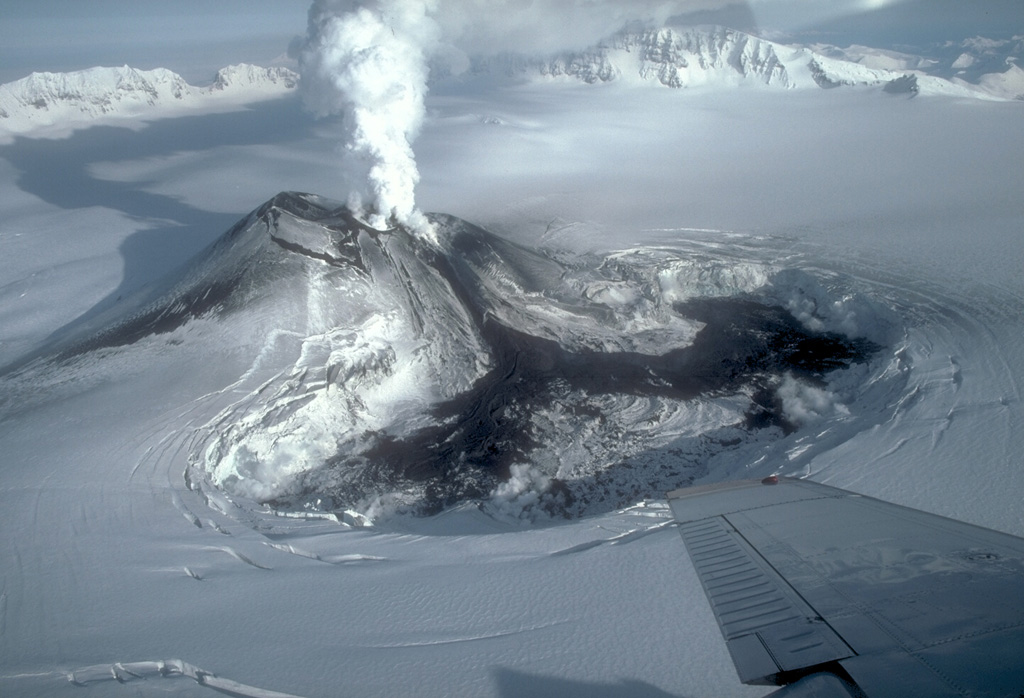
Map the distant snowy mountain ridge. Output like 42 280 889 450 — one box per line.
469 25 1010 99
209 63 299 92
0 64 298 140
541 26 793 88
814 35 1024 99
1 25 1016 143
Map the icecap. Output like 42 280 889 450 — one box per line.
1 47 1024 698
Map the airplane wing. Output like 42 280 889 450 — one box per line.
667 477 1024 697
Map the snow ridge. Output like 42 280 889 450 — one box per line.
467 24 999 98
547 26 792 88
0 64 298 140
69 658 306 698
0 66 191 118
210 64 299 92
814 35 1024 98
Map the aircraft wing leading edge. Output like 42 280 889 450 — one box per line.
667 478 1024 697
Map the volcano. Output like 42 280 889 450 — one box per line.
22 192 878 519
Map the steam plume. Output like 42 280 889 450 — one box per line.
299 0 725 235
300 0 438 234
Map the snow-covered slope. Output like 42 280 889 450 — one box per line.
945 35 1024 97
967 61 1024 100
0 63 298 141
808 36 1024 100
208 63 299 92
467 25 996 98
808 43 940 73
540 26 793 89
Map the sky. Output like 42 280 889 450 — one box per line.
1 0 1020 84
0 0 309 84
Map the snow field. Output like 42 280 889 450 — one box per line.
1 65 1022 698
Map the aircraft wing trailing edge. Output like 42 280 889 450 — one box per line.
667 477 1024 697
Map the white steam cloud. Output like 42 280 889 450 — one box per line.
778 374 850 426
301 0 438 234
299 0 726 235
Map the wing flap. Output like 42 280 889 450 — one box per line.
677 514 854 684
668 477 1024 695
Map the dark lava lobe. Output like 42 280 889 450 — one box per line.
318 293 875 514
282 206 877 515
